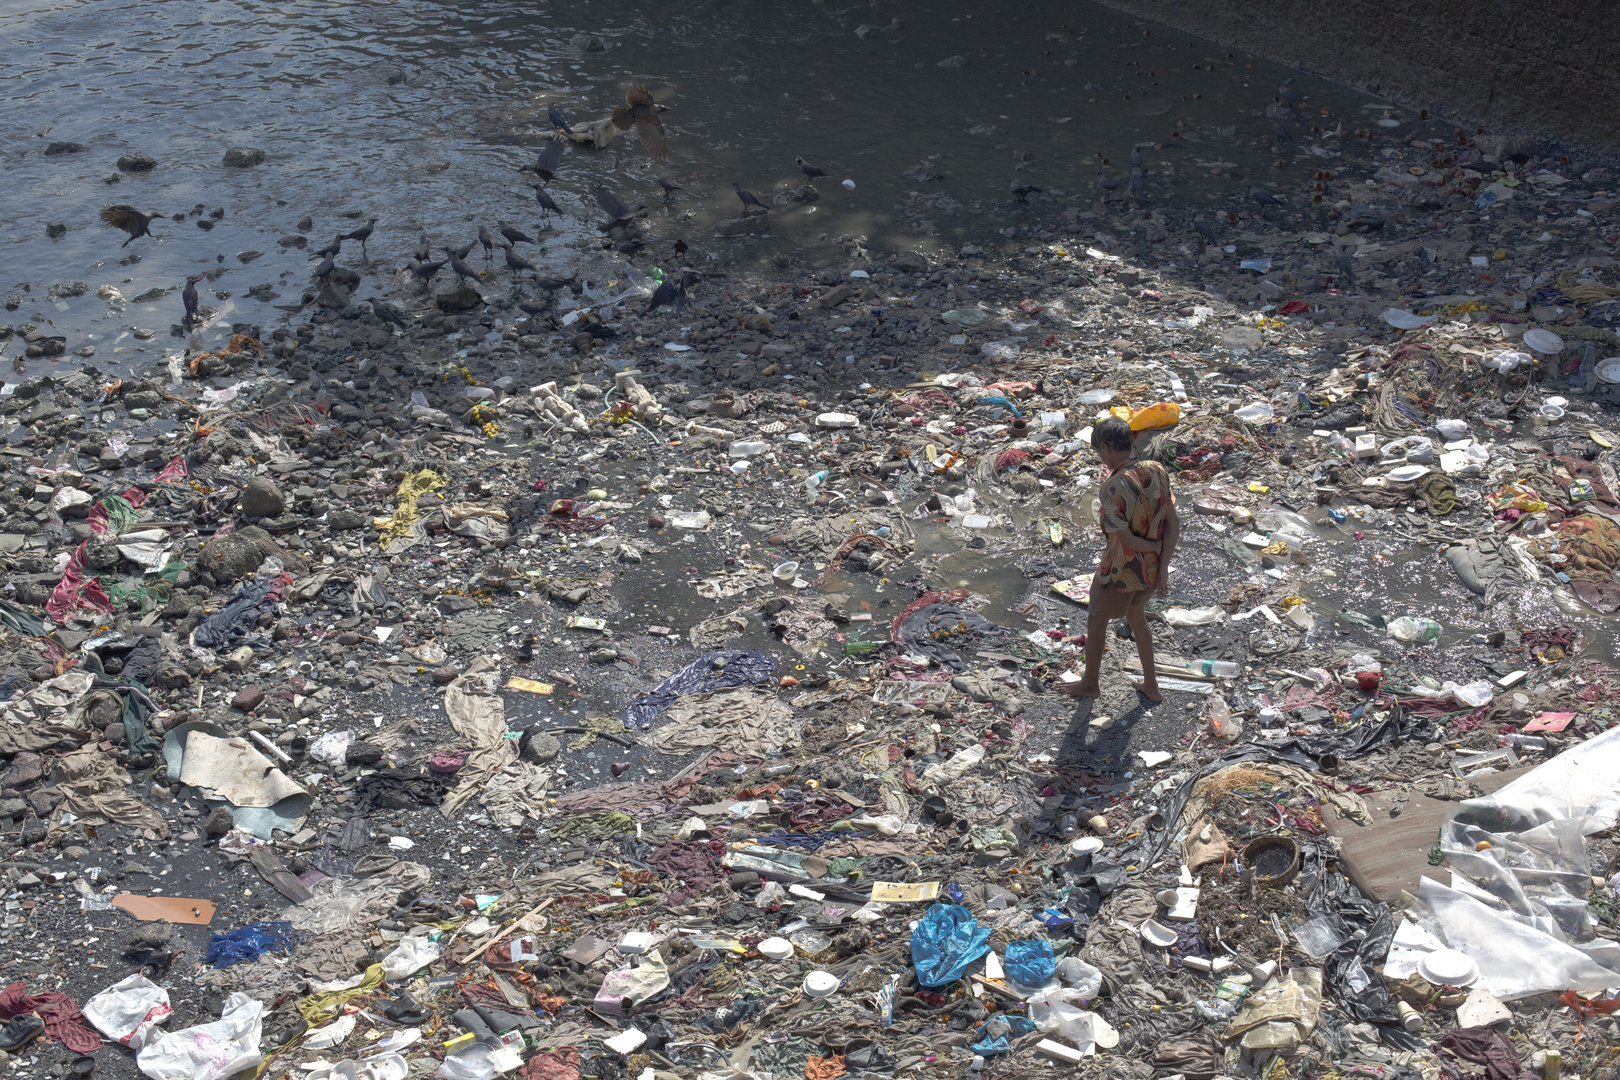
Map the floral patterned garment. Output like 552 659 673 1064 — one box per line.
1095 458 1175 592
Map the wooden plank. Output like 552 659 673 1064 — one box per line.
1326 768 1528 903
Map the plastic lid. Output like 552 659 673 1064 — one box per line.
1523 328 1564 354
1418 948 1479 986
803 971 840 998
1069 836 1104 856
758 937 793 960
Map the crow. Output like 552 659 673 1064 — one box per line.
655 175 682 202
1249 186 1287 206
345 217 377 257
498 220 534 245
1334 248 1356 284
182 274 203 330
314 234 345 259
446 250 480 284
731 181 765 210
1193 216 1218 243
478 225 495 263
610 83 669 161
645 272 691 314
516 299 552 319
368 297 409 329
595 188 645 228
100 205 162 247
795 156 826 181
528 183 564 222
1010 179 1042 204
548 104 573 135
526 138 564 184
407 259 445 287
1129 168 1145 198
530 274 576 294
503 243 538 279
311 252 335 281
447 239 476 261
413 233 432 262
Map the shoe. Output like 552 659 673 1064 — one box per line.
0 1015 44 1051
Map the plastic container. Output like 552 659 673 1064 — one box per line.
1435 418 1468 440
1497 733 1548 750
1233 403 1275 423
772 561 800 582
729 440 767 457
1387 616 1442 643
960 514 991 529
667 511 712 529
1163 607 1223 626
728 460 750 475
1206 695 1242 743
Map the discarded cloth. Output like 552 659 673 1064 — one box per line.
0 980 102 1053
379 469 446 553
192 572 292 651
47 746 170 844
46 541 114 622
1439 1026 1524 1080
648 687 800 756
892 596 1009 673
438 655 519 819
622 649 776 730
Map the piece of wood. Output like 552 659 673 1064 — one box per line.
1326 768 1528 902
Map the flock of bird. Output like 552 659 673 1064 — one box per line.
95 73 1327 334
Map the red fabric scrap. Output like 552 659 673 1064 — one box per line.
46 541 115 622
994 448 1031 472
1279 300 1312 315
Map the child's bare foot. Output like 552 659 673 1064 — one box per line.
1059 681 1100 699
1131 678 1163 703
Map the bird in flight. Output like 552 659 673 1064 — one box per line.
611 83 670 161
100 205 163 247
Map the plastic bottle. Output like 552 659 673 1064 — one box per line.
729 440 767 457
1387 617 1442 643
1496 733 1548 750
805 470 828 497
1185 659 1241 677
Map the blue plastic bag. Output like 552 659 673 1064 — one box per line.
1004 939 1056 986
911 903 992 988
207 920 294 968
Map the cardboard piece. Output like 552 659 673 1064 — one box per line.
111 895 217 925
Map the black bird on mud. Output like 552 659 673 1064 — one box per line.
645 272 691 315
595 188 645 229
1249 185 1287 206
530 273 576 294
548 104 573 136
796 156 826 181
503 243 538 279
528 183 564 222
731 181 765 210
182 274 203 330
413 233 431 262
516 299 551 320
610 83 669 161
1129 168 1145 198
477 225 495 263
655 175 682 202
345 217 378 257
368 297 409 329
407 259 445 287
1010 178 1042 204
446 249 481 284
525 139 564 184
314 234 345 259
613 238 646 257
100 204 163 247
498 220 534 245
1193 216 1218 243
447 238 476 261
311 252 336 281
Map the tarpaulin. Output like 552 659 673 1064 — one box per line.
911 903 992 988
622 649 776 730
192 572 291 651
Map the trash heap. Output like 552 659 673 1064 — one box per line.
3 125 1620 1080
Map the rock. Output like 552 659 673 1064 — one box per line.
240 477 286 518
819 284 854 309
436 285 483 312
19 817 45 845
432 664 460 685
231 685 265 711
44 141 86 156
328 509 368 530
86 695 123 729
117 152 156 172
203 807 234 837
0 753 43 788
315 281 352 310
523 731 561 764
1473 134 1536 163
0 798 26 820
714 215 770 236
222 146 266 168
82 535 121 571
123 389 163 412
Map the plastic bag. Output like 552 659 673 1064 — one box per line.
1127 402 1180 432
84 975 173 1050
911 904 992 988
1003 939 1056 986
380 934 442 981
1055 956 1104 999
137 992 262 1080
206 921 293 969
1027 994 1100 1045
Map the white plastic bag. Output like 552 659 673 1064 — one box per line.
380 934 441 981
84 974 173 1050
137 992 262 1080
1055 956 1104 1000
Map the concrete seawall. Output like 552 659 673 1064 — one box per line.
1100 0 1620 152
